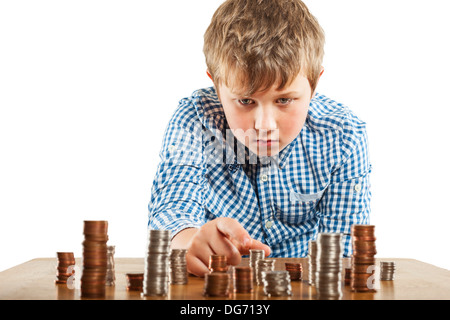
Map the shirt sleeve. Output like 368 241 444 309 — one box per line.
147 99 207 238
316 117 372 257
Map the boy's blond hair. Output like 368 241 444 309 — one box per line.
204 0 325 96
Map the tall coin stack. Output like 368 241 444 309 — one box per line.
315 233 343 300
256 259 275 286
81 220 108 298
55 252 75 284
308 240 317 286
380 261 396 280
261 271 292 297
233 266 253 293
209 255 228 273
203 272 230 297
169 249 188 284
106 245 115 286
350 225 377 292
249 249 265 283
143 229 171 296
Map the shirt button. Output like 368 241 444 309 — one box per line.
354 184 362 192
265 220 273 229
260 174 268 182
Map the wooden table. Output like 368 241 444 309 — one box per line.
1 257 449 300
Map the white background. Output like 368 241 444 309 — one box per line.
1 0 449 272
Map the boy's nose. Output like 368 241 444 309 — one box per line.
254 108 277 131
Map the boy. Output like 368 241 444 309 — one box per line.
148 0 371 277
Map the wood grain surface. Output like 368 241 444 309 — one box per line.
1 257 449 300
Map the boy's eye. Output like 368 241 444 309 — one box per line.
238 99 254 105
277 98 293 105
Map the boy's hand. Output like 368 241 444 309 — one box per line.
172 217 271 277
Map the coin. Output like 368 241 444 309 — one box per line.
315 233 343 300
170 249 188 285
143 229 171 296
208 255 228 273
308 240 317 286
380 261 396 280
203 272 230 297
126 273 144 291
256 259 275 286
285 263 302 281
233 266 253 293
350 224 377 293
81 220 109 298
249 249 265 283
261 270 292 297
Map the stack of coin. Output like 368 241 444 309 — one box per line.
315 233 343 300
344 267 352 286
380 261 396 280
308 240 317 286
261 270 292 297
126 273 144 292
256 259 275 286
81 220 109 298
249 249 265 283
285 262 302 281
106 245 115 286
350 225 377 292
203 272 230 297
143 229 171 296
169 249 188 284
209 255 228 273
55 252 75 284
233 266 253 293
343 257 352 286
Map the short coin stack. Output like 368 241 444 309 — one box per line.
169 249 188 284
249 249 265 283
55 252 75 284
143 229 171 296
261 270 292 297
380 261 396 280
256 259 275 286
285 262 302 281
126 273 144 292
344 267 352 286
315 233 343 300
209 255 228 273
81 220 109 298
308 240 317 286
203 272 230 297
350 225 377 292
233 266 253 293
106 245 115 286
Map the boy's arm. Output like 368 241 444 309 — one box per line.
317 122 372 257
147 106 207 239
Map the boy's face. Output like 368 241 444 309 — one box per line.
215 72 321 157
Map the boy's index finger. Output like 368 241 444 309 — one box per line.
215 217 252 252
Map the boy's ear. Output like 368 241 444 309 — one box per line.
319 66 324 78
311 66 325 98
206 70 213 81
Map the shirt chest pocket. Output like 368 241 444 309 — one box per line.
274 189 325 225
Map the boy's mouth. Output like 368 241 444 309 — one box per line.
255 139 279 147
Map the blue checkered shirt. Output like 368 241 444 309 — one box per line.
148 87 372 258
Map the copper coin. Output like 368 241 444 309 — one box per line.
57 252 75 258
208 255 228 273
83 220 108 233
